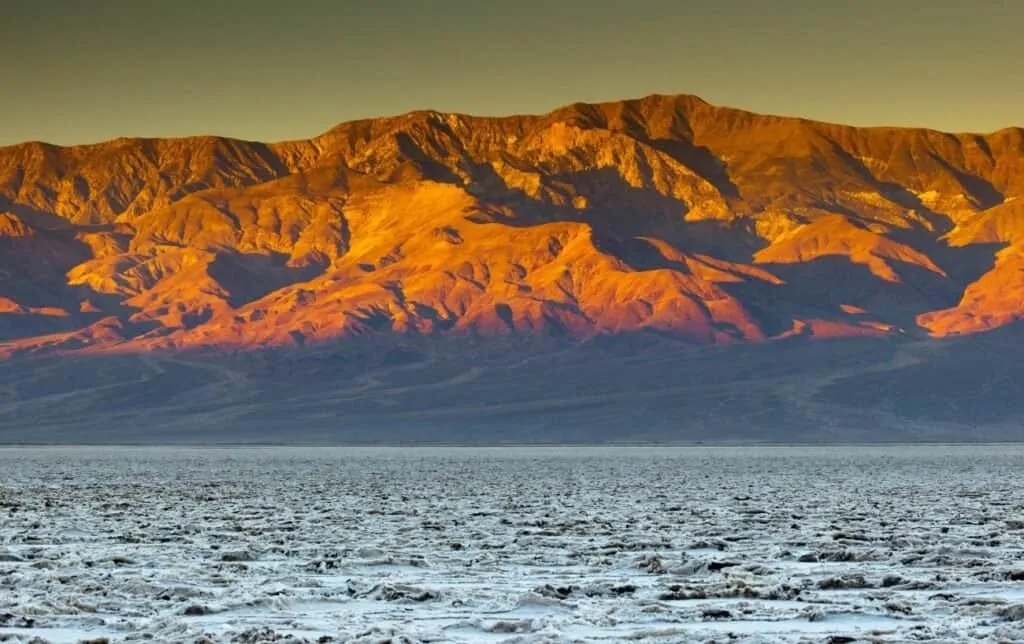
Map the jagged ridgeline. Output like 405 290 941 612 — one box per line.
2 94 1024 355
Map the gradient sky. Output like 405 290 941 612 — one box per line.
2 0 1021 146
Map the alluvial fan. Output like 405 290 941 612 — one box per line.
1 445 1023 642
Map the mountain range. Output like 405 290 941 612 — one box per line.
1 94 1022 442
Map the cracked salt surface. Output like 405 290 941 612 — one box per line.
1 445 1023 643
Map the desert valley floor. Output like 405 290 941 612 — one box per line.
1 445 1023 643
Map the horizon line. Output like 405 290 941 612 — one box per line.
4 92 1022 150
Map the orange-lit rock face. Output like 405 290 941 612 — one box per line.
1 94 1022 355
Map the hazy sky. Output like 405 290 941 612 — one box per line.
2 0 1021 146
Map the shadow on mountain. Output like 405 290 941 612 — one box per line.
723 256 961 334
1 203 77 232
0 312 78 343
591 236 691 273
645 137 741 199
0 228 111 341
207 251 325 309
465 164 766 263
887 229 1002 292
829 145 954 234
930 154 1005 209
393 133 464 184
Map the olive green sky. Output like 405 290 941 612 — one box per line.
2 0 1021 146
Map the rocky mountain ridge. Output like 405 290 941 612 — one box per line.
2 94 1024 357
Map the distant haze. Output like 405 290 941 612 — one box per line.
1 0 1021 146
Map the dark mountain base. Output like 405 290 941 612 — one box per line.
1 329 1020 444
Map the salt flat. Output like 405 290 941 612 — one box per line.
1 445 1023 643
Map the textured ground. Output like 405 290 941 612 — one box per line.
1 445 1023 643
